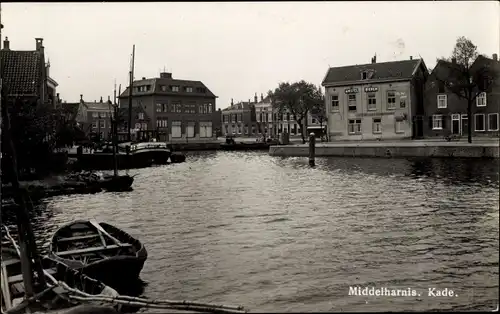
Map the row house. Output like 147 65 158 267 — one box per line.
1 37 57 106
75 96 115 141
321 56 428 141
118 72 219 142
221 97 257 136
423 54 499 138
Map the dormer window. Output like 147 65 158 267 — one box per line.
172 86 179 92
362 71 367 80
186 87 193 93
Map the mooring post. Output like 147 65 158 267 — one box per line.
309 132 316 167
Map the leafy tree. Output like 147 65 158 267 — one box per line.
434 36 496 143
268 80 323 143
310 90 327 140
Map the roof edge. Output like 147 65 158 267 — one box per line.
323 77 412 87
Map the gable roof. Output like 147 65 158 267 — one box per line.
118 77 216 98
61 102 80 120
322 59 422 86
1 50 43 96
222 101 254 112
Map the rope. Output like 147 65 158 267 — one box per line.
2 225 249 313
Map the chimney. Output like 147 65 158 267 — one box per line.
56 93 60 102
410 56 413 60
3 37 9 50
35 38 43 51
451 57 457 64
160 72 172 79
80 94 83 102
142 77 146 80
231 98 233 106
493 53 498 61
46 61 50 77
254 93 258 103
261 93 264 101
100 96 103 103
371 55 376 64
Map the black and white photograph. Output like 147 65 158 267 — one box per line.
0 1 498 313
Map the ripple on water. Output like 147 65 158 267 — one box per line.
3 153 498 312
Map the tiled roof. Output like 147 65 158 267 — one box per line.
1 50 43 96
85 101 113 111
322 59 422 85
119 77 216 98
222 101 254 111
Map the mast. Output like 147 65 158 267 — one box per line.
112 84 118 177
127 45 135 142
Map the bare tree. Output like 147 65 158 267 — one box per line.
268 80 322 144
434 36 496 143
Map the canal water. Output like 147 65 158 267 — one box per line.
3 152 499 312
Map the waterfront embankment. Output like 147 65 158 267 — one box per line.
269 140 500 158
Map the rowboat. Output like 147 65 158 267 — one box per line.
100 174 134 192
1 233 119 314
48 220 147 290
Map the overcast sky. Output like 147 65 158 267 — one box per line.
2 2 498 108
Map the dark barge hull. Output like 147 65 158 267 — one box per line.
75 151 170 170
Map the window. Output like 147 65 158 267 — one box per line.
367 93 376 111
348 94 357 111
432 114 443 130
237 113 242 122
348 119 362 134
477 92 487 107
395 120 404 133
92 112 99 118
186 122 195 137
160 85 167 92
163 104 168 112
99 120 105 129
186 87 193 93
331 95 339 112
231 114 236 123
156 118 168 128
488 113 499 131
372 118 381 134
207 103 213 113
135 123 141 130
172 86 179 92
199 122 213 138
156 103 162 112
361 71 367 80
171 121 182 137
286 113 290 121
141 123 147 130
172 103 182 113
474 114 485 131
138 112 144 120
387 91 396 110
92 121 98 129
437 94 447 108
312 118 316 124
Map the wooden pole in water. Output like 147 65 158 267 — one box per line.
309 132 316 167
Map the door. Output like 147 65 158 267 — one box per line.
461 114 468 136
451 114 461 134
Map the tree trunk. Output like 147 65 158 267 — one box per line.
467 99 472 143
299 122 306 144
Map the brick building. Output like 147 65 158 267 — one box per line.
423 54 500 138
221 97 257 136
118 72 218 142
321 56 428 141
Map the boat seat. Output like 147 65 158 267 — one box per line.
56 243 133 257
2 259 20 267
56 234 100 242
8 268 57 284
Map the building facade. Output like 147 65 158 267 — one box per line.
1 37 57 105
118 72 218 142
321 56 428 141
221 97 257 136
423 54 500 138
75 96 115 141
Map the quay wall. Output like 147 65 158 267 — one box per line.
268 143 500 158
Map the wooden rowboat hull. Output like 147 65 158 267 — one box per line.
49 220 147 292
100 175 134 192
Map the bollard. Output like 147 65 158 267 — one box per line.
309 132 316 167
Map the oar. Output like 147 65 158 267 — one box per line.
89 220 123 247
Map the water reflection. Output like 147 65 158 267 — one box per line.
1 153 498 312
